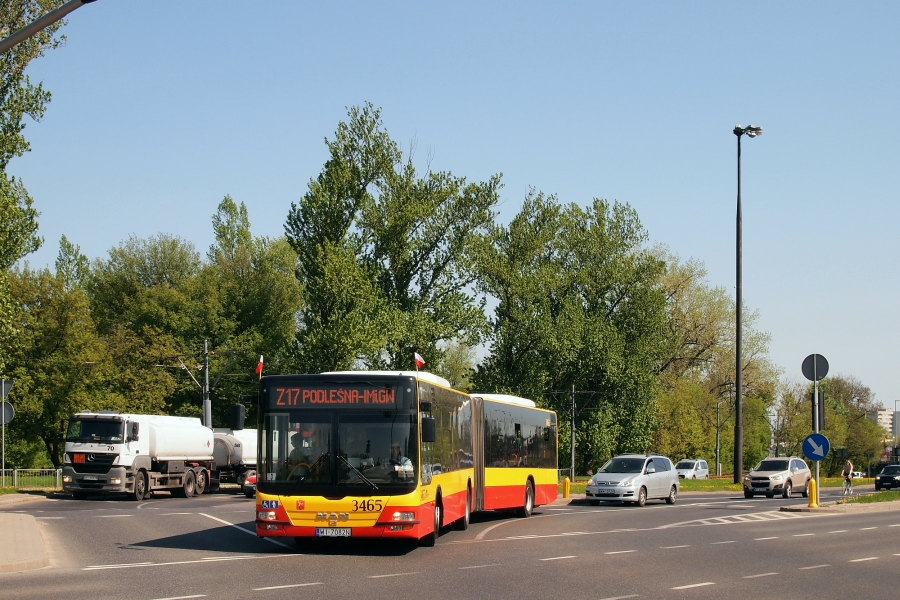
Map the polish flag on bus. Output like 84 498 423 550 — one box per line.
255 355 264 376
414 352 425 369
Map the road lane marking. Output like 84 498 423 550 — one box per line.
598 596 639 600
474 503 671 540
743 573 778 578
150 595 206 600
849 557 879 562
604 550 636 555
828 530 847 533
459 564 503 570
661 545 690 549
889 524 900 527
369 572 419 578
672 582 714 590
199 513 291 549
711 541 736 544
799 564 830 570
97 514 133 518
540 556 576 561
860 527 877 530
754 537 778 540
160 513 194 516
252 583 322 591
84 555 296 570
792 533 815 537
545 508 575 511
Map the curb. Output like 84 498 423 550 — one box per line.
781 500 900 514
0 513 48 573
0 494 49 507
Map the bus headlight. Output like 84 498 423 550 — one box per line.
392 512 416 521
257 511 277 521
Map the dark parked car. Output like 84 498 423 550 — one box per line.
875 465 900 491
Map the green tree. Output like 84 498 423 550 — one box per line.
435 339 477 392
474 191 669 473
285 103 498 372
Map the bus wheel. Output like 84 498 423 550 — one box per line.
420 501 441 547
517 480 534 517
456 488 471 531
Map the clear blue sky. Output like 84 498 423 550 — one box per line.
10 2 900 408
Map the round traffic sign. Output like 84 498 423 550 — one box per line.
0 401 13 425
801 354 829 382
802 432 830 461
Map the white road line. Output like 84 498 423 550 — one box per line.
661 545 690 549
792 533 815 537
672 582 714 590
459 564 503 570
828 530 847 533
368 572 419 578
252 583 322 591
198 513 291 549
150 596 206 600
754 537 778 541
97 514 132 518
84 554 295 571
849 557 879 562
711 540 736 544
860 527 877 530
604 550 636 555
743 572 778 578
544 508 574 511
799 564 830 570
889 524 900 527
540 556 576 561
598 595 639 600
160 512 194 516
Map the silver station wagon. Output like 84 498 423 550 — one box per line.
585 454 680 507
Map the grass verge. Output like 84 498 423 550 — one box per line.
837 490 900 505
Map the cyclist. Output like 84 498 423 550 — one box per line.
842 459 854 495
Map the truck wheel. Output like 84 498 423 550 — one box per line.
173 471 196 498
195 469 207 496
130 471 147 502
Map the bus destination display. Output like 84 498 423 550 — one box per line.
269 385 396 408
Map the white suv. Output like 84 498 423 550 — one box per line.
743 457 811 498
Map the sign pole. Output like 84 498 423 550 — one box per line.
2 378 5 489
813 371 820 506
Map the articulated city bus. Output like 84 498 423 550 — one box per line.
255 371 558 546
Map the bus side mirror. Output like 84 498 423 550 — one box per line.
130 422 140 442
422 417 436 443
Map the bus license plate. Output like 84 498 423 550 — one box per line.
316 528 350 537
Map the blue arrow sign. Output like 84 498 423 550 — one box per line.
802 432 830 461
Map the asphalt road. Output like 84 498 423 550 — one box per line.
0 486 896 600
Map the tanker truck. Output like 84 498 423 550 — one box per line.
62 410 253 501
212 426 256 490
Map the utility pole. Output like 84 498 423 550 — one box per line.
160 343 246 429
570 385 575 482
203 339 211 429
0 0 98 54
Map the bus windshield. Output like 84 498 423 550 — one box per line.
258 376 420 495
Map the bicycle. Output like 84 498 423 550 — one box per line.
843 476 853 496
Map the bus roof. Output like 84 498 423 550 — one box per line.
470 393 536 408
322 370 451 389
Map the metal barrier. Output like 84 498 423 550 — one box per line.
0 468 61 490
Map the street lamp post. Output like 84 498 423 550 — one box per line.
733 124 762 484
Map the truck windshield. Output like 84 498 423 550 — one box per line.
66 419 124 443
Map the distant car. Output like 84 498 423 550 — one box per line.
585 454 680 507
851 471 864 479
743 457 811 498
675 459 710 480
875 465 900 491
242 472 257 498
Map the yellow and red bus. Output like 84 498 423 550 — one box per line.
255 371 557 546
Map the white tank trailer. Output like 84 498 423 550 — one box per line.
212 427 257 487
62 406 255 501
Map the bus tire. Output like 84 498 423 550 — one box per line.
517 480 534 517
456 487 471 531
420 501 441 547
130 470 147 502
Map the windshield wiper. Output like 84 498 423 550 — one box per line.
338 455 379 490
297 453 329 482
